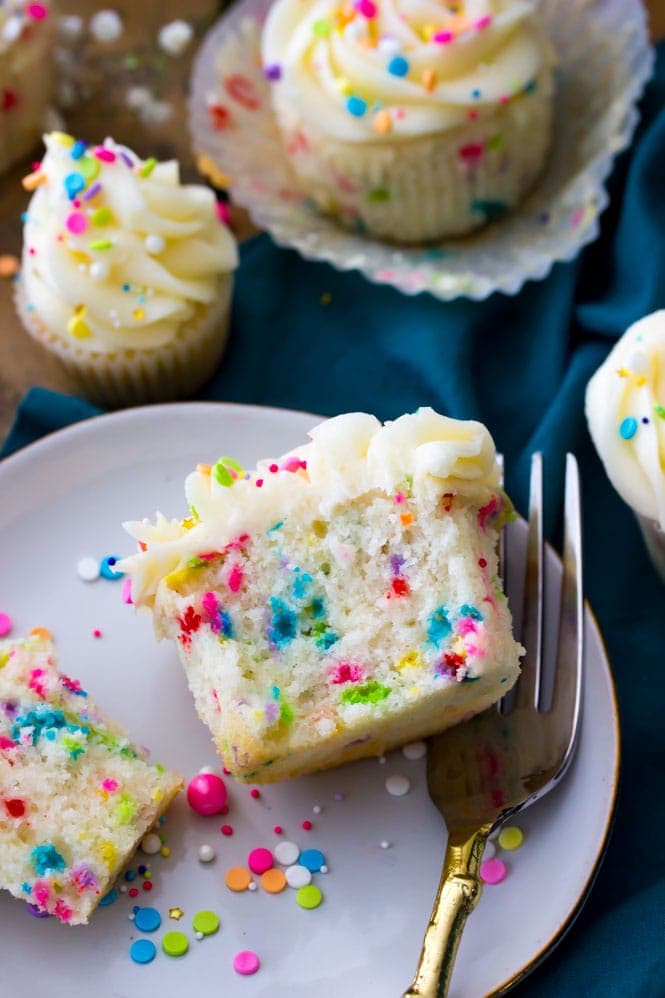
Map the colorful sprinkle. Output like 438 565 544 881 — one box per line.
498 826 524 851
301 819 313 831
298 849 325 873
274 841 300 865
387 55 409 77
192 910 219 936
100 555 123 580
346 95 367 117
134 907 161 932
168 907 184 920
296 884 323 910
0 612 13 637
76 556 99 582
186 772 227 815
0 254 19 278
285 864 312 888
162 931 189 957
225 867 251 892
233 951 260 976
619 417 638 440
130 939 157 964
248 848 273 875
261 868 287 894
480 858 507 884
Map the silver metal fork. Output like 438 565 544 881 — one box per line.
402 453 583 998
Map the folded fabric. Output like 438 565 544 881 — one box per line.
2 41 664 998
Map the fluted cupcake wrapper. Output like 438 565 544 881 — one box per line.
636 513 665 584
15 275 233 408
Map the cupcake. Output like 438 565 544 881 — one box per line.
0 2 55 175
261 0 554 243
586 311 665 582
120 408 521 782
16 132 239 407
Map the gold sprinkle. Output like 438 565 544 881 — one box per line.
169 907 184 920
133 308 145 321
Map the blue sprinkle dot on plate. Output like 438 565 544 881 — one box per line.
298 848 326 872
100 555 124 580
98 889 118 907
134 907 161 933
130 939 157 964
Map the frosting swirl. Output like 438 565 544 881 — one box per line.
21 133 238 353
586 311 665 529
262 0 549 142
120 408 502 603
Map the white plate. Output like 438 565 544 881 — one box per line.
0 403 619 997
188 0 652 301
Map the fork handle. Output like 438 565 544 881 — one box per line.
402 828 489 998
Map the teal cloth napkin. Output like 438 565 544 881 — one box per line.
3 44 665 998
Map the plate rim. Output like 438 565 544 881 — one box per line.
0 401 621 996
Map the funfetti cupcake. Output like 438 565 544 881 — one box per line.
586 311 665 583
0 1 55 175
16 132 238 407
261 0 554 243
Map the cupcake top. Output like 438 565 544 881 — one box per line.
586 311 665 529
0 1 51 56
20 132 238 354
120 407 505 604
261 0 550 142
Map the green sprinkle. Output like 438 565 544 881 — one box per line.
91 207 113 226
140 157 157 178
116 794 138 824
185 557 210 569
367 187 391 203
312 18 332 37
654 404 665 419
487 133 504 151
341 681 391 706
192 910 219 936
279 701 295 726
213 462 233 487
162 931 188 957
89 239 113 250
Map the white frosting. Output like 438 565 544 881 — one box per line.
262 0 549 142
21 133 238 354
120 408 501 603
586 311 665 529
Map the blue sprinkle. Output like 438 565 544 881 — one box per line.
267 520 285 534
99 889 118 907
472 88 481 99
125 870 136 882
272 685 281 699
122 283 131 292
134 907 161 932
427 606 451 646
308 597 325 619
293 572 312 599
460 604 483 620
218 608 234 639
298 848 325 872
71 140 87 160
316 631 339 650
269 598 297 648
21 212 29 223
130 939 157 965
387 55 409 77
346 95 367 117
31 844 66 876
137 864 147 875
619 417 638 440
100 555 124 580
64 172 86 200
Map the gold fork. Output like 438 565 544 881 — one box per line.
403 453 583 998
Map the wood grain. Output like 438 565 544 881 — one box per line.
0 1 662 443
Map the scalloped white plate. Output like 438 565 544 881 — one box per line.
0 403 618 996
189 0 652 301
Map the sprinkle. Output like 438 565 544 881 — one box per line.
198 844 216 863
134 906 161 932
273 825 283 835
0 255 19 278
140 833 161 855
128 888 139 897
333 792 345 801
250 787 261 799
67 307 91 340
284 864 311 888
158 20 194 57
298 849 325 872
248 882 258 891
225 866 251 891
261 868 287 894
274 841 300 865
125 870 136 882
89 239 113 251
312 18 332 37
83 182 102 202
91 207 113 226
0 613 13 637
433 31 454 43
498 826 524 851
619 417 638 440
160 846 170 858
422 68 437 92
145 234 165 254
356 0 376 16
248 848 273 875
480 858 507 884
312 804 322 815
385 774 411 797
186 772 227 815
100 555 124 580
233 951 260 976
380 841 391 849
220 824 233 836
122 577 133 604
27 4 49 21
140 158 157 178
296 884 323 910
302 819 313 831
402 740 427 760
162 931 189 957
22 171 46 192
76 558 99 582
130 939 156 964
89 10 123 43
346 95 367 117
168 907 184 920
475 15 492 29
654 404 665 420
142 880 152 891
78 155 100 182
70 140 87 160
192 910 219 936
387 55 409 77
264 64 282 81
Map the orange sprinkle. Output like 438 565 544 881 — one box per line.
373 110 393 135
21 171 46 191
422 68 437 92
225 866 251 892
0 254 19 278
446 13 471 35
260 868 287 894
29 627 53 641
400 513 414 527
196 463 212 475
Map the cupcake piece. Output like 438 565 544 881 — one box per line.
120 408 522 783
16 132 239 407
261 0 554 243
0 634 183 924
0 2 55 176
586 311 665 582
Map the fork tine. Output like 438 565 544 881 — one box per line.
547 455 583 762
514 453 544 711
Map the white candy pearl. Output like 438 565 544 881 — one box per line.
198 844 216 863
140 833 162 855
77 557 99 582
145 234 165 255
385 774 411 797
90 261 109 281
157 20 194 57
89 10 123 44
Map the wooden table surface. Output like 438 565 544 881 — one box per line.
1 1 663 444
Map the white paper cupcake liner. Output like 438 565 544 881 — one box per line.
636 513 665 584
15 275 234 408
189 0 653 301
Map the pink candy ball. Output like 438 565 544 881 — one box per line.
186 772 228 816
